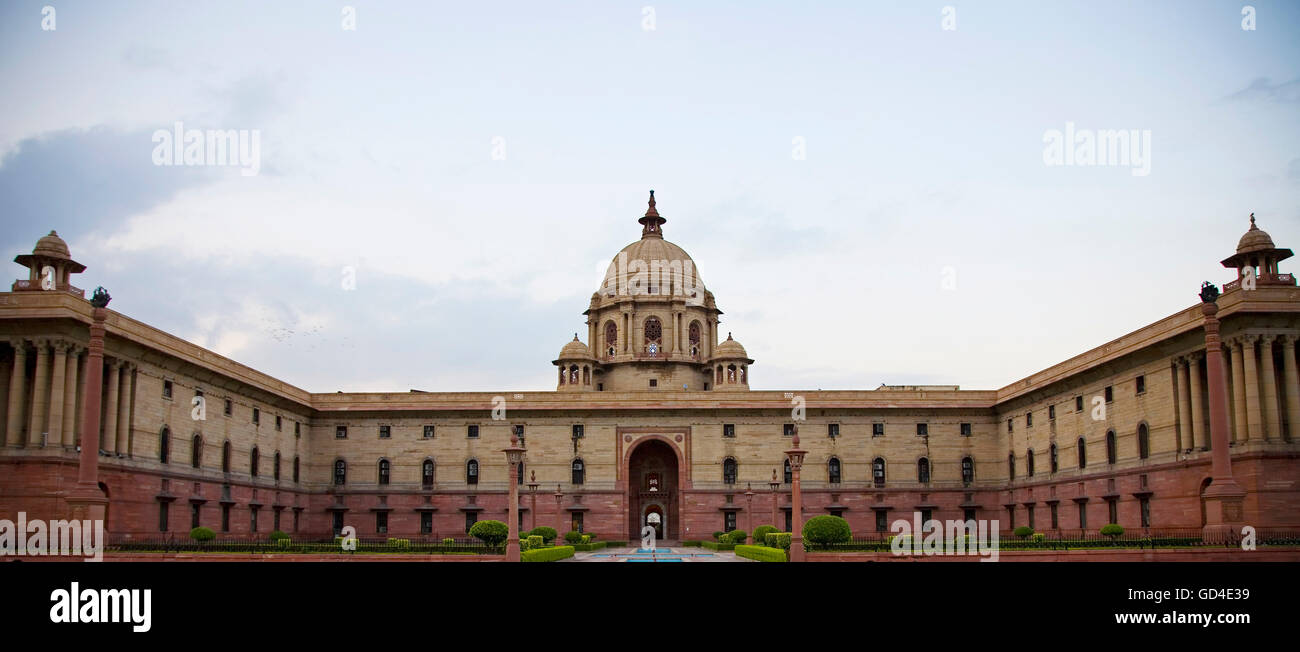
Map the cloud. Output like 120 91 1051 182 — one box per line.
1223 77 1300 104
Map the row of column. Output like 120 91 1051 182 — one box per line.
1176 333 1300 446
2 338 134 453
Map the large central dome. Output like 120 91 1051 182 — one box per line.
600 191 705 296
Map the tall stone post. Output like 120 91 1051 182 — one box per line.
1198 284 1246 542
785 428 808 562
503 435 524 562
66 289 112 522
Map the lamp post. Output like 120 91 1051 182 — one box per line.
66 287 111 522
1198 282 1246 542
785 426 808 562
553 484 564 540
744 483 754 543
527 471 539 533
503 434 525 561
769 469 780 531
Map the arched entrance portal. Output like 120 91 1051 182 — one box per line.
627 438 680 542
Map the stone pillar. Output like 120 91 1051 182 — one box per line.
116 363 132 455
1283 335 1300 442
102 360 120 456
1230 339 1247 443
5 340 27 446
1259 335 1281 441
1189 353 1206 450
61 345 79 448
1242 335 1263 441
1176 357 1192 452
27 339 51 447
1199 298 1245 542
785 431 808 562
47 341 68 447
66 305 110 522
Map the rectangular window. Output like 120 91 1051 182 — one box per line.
332 512 344 537
1027 505 1035 529
224 398 232 416
783 423 795 436
424 425 435 439
376 511 388 534
1026 412 1032 427
336 426 348 439
293 510 300 532
876 510 888 532
379 425 391 439
785 510 793 532
162 380 173 399
1007 419 1013 433
827 423 839 438
723 424 735 438
960 422 972 437
1140 497 1151 527
1007 506 1016 530
920 508 932 524
1049 404 1055 420
273 509 281 532
1104 386 1113 403
829 509 843 519
252 408 260 425
1136 375 1146 394
467 425 479 439
571 424 584 439
420 511 433 534
190 503 200 529
724 511 737 532
221 504 231 532
649 379 657 388
572 512 584 533
250 507 259 533
1075 395 1083 411
513 425 525 441
1051 503 1059 529
273 415 281 431
1108 499 1118 525
1078 503 1088 530
963 508 976 523
294 421 300 437
465 512 477 533
872 423 885 437
158 502 169 532
916 423 928 436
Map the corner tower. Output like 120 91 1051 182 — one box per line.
552 191 753 391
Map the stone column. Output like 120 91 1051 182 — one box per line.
1230 339 1247 443
5 340 27 447
47 340 68 447
1189 353 1206 450
1242 335 1264 441
27 339 51 447
1199 297 1245 542
61 345 79 449
102 360 120 455
1176 357 1192 452
116 363 132 455
1259 335 1281 441
1283 335 1300 442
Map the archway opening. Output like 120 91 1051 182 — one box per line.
627 438 680 542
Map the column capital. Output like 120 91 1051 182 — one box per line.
1279 333 1300 347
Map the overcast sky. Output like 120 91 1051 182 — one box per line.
1 1 1297 393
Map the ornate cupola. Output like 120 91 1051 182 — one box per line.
709 332 754 389
12 230 87 296
1221 213 1295 291
638 190 666 239
553 334 598 391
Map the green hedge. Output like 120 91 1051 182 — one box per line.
752 525 778 546
269 530 290 542
522 545 575 562
725 529 748 545
682 540 703 547
572 541 608 552
470 520 508 546
564 530 583 544
701 541 736 551
189 527 215 542
803 515 851 545
765 532 792 551
527 526 558 544
734 545 787 562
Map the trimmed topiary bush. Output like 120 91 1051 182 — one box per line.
803 515 851 545
1013 526 1035 539
441 537 454 544
528 526 558 544
469 520 509 547
1030 532 1046 543
725 529 748 545
712 531 724 541
387 538 411 549
1101 524 1125 540
526 535 544 549
564 530 583 544
752 525 778 546
269 530 290 542
189 527 215 542
734 544 787 562
522 545 575 562
581 534 591 544
766 532 792 551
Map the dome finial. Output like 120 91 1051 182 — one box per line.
1249 212 1256 229
637 189 666 238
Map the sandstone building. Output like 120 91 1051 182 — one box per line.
1 197 1297 542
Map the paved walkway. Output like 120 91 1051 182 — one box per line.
569 545 753 562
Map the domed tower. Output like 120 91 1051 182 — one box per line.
553 334 597 392
1221 214 1295 291
12 230 87 296
571 191 751 392
710 332 755 389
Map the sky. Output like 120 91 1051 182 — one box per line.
1 0 1297 393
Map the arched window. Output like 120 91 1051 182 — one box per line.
644 317 662 355
716 366 723 385
558 367 565 385
572 458 585 485
334 459 346 485
293 456 300 483
466 459 479 485
422 459 435 487
1026 449 1035 477
783 459 792 483
1137 423 1149 459
961 456 974 484
872 457 886 487
222 441 231 473
582 366 590 385
378 459 391 485
723 457 737 484
250 447 260 477
191 435 202 468
1077 437 1087 468
604 321 617 358
274 451 281 481
569 364 579 384
159 427 170 464
1106 430 1117 464
727 364 737 383
1050 443 1059 473
1008 453 1015 480
740 366 747 384
917 457 930 483
828 457 842 484
689 321 701 358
